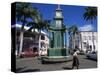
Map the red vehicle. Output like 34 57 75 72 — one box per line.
20 49 38 58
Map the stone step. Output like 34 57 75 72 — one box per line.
41 56 73 64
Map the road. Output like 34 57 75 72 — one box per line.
16 55 97 73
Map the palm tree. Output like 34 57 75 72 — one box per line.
68 25 78 49
27 19 50 32
83 7 97 51
27 16 51 56
83 7 97 23
16 2 40 56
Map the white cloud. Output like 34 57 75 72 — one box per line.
79 24 94 31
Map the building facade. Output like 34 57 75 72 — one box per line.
12 24 49 56
79 31 98 52
69 31 98 53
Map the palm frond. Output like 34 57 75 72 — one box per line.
83 7 97 23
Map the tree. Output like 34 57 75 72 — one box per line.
27 19 50 32
16 2 40 56
83 7 97 23
26 10 51 56
83 7 97 51
68 25 78 49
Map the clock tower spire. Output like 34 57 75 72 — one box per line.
57 4 60 9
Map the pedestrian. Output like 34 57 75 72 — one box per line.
72 48 80 69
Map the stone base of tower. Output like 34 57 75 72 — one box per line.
47 48 67 56
41 55 72 64
41 48 71 63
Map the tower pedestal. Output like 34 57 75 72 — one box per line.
48 48 66 56
41 48 70 63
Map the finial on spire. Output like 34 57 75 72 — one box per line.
57 4 61 9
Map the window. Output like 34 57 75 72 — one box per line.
93 45 95 50
41 35 45 40
89 45 92 50
40 42 46 51
92 36 95 40
83 42 87 48
88 36 91 40
83 36 86 40
33 35 35 39
41 42 46 48
33 47 38 52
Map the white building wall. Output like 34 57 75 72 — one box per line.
38 34 49 56
79 31 98 53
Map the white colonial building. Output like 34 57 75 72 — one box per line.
69 31 98 53
78 31 98 52
12 24 49 56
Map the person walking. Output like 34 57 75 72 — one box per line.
72 47 80 69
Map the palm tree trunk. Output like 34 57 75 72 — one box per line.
80 33 82 51
73 35 75 49
75 33 76 49
38 29 41 56
92 31 95 51
65 31 68 55
19 17 26 57
19 26 24 56
19 30 24 56
91 20 95 51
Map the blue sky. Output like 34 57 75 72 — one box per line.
28 3 97 32
16 3 97 32
15 3 97 46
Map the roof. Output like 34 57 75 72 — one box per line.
11 24 47 35
79 31 97 33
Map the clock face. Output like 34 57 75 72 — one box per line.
56 12 61 17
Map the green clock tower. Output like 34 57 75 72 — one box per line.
42 5 69 63
47 5 69 57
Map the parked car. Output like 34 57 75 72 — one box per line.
20 49 38 58
86 51 97 60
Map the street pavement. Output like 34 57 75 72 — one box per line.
16 55 97 73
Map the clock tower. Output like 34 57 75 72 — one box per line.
42 5 69 62
47 5 68 57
